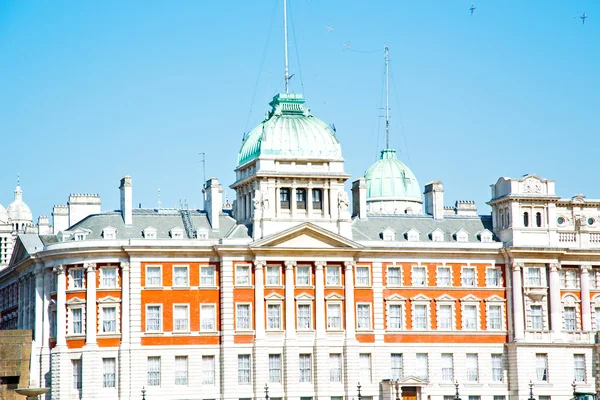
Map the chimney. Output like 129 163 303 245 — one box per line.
52 205 69 233
68 194 101 226
37 216 51 235
352 178 367 219
120 175 133 225
424 181 444 220
205 178 223 230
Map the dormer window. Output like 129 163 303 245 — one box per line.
380 227 396 241
406 228 420 242
280 188 290 209
455 229 469 243
479 229 493 243
431 229 444 242
143 227 157 239
170 228 184 240
102 227 116 240
71 229 91 241
296 189 307 210
196 229 209 240
75 234 85 241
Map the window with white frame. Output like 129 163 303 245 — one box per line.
416 353 428 380
100 306 117 333
486 267 501 287
146 266 161 287
269 354 281 383
595 305 600 330
50 309 57 337
437 304 453 330
359 353 371 383
102 358 116 388
70 268 84 289
491 354 503 382
461 267 476 287
488 305 502 330
391 353 403 380
147 357 161 387
574 354 585 382
173 305 189 332
202 355 215 385
441 353 453 382
413 304 428 330
267 304 281 330
236 304 251 330
71 307 83 335
200 265 215 286
530 305 543 330
175 356 188 386
388 304 403 329
146 305 162 332
101 267 117 288
463 304 478 330
297 304 312 330
236 265 250 285
564 306 576 331
330 354 342 382
536 353 548 381
468 396 480 400
528 267 542 287
357 304 372 330
266 266 280 286
387 266 401 286
173 266 189 287
327 303 341 330
296 266 311 286
299 354 312 383
412 266 426 286
437 267 451 286
200 304 216 332
72 359 82 389
326 266 340 286
238 355 251 384
356 266 370 286
564 269 580 289
466 354 479 382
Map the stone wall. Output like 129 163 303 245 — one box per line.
0 330 32 400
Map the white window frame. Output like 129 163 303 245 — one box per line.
200 304 217 332
172 265 190 287
356 303 372 331
527 267 543 287
72 359 82 390
355 265 370 287
66 297 86 336
269 354 282 383
486 267 502 287
71 307 84 335
297 302 313 331
461 266 477 287
100 267 118 288
145 265 162 287
98 296 121 334
491 354 503 382
266 266 281 286
175 356 188 386
200 265 216 287
387 266 402 287
486 302 504 331
267 303 282 331
202 355 215 385
411 266 427 287
461 302 480 331
436 300 455 331
326 266 341 286
436 266 452 287
326 299 343 330
173 304 190 333
146 304 162 333
103 358 117 388
296 265 312 286
441 353 454 382
411 298 430 330
530 304 545 330
359 353 372 383
574 354 585 382
466 353 479 382
391 353 403 380
299 353 312 383
536 353 548 382
238 354 251 384
416 353 428 380
236 265 251 286
386 300 405 330
69 267 85 290
329 353 342 383
147 356 161 387
236 303 252 331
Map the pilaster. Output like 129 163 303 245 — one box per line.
548 263 562 337
85 262 97 346
119 261 131 400
581 264 592 331
511 262 524 341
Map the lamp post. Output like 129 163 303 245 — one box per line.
357 382 362 400
265 383 269 400
395 379 401 400
528 380 535 400
141 386 146 400
572 381 577 397
454 381 461 400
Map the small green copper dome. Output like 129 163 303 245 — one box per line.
364 149 422 201
238 93 343 166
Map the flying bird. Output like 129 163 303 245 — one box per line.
470 3 476 16
580 11 588 25
325 25 335 34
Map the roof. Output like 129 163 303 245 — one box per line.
6 185 32 223
364 149 422 201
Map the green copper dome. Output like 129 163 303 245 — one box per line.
364 149 422 200
238 93 342 166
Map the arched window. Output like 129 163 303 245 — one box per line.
536 212 542 227
524 212 529 227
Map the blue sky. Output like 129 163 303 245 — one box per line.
1 1 598 220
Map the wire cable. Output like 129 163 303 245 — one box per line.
288 0 305 95
390 66 410 162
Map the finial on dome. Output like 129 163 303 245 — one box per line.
17 173 20 186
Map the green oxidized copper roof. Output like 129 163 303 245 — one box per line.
364 149 422 201
238 93 343 166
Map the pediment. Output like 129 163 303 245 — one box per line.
9 238 30 266
385 294 406 301
436 294 456 302
461 294 481 302
411 294 431 301
251 223 362 250
97 296 121 304
66 297 86 305
325 293 344 301
397 375 428 386
295 292 315 300
486 295 506 302
265 292 285 301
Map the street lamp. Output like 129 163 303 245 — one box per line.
265 383 269 400
572 380 577 396
528 380 535 400
395 379 401 400
454 381 461 400
357 382 362 400
141 386 146 400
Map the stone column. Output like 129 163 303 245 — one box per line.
254 260 266 338
581 264 592 331
119 262 131 399
285 261 297 338
54 265 67 347
343 261 359 400
314 261 326 338
291 183 298 219
17 276 23 329
511 262 525 341
344 261 356 339
85 262 97 345
549 263 562 336
284 260 298 400
307 184 313 218
323 187 330 219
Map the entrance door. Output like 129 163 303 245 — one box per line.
402 387 417 400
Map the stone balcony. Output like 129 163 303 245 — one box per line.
522 330 597 344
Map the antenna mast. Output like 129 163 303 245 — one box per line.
199 152 206 203
284 0 290 93
385 45 390 149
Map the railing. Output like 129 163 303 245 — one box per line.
523 330 596 344
590 233 600 244
559 232 577 243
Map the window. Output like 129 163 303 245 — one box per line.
463 305 477 330
269 354 281 383
312 189 323 210
528 268 541 286
175 356 188 386
387 267 401 286
173 266 189 286
356 266 369 286
299 354 312 383
391 353 403 380
236 304 251 330
359 354 371 383
202 355 215 385
280 188 290 209
564 307 576 331
174 305 189 332
236 265 250 285
266 266 280 286
148 357 161 387
488 305 502 330
437 267 451 286
487 268 501 287
524 212 529 227
441 354 453 382
297 266 310 285
146 305 162 332
461 268 476 287
466 354 479 382
574 354 585 382
200 304 216 332
536 354 548 381
72 308 83 334
412 267 426 286
70 268 84 289
146 266 161 287
469 396 480 400
330 354 342 382
72 359 82 389
531 305 543 330
267 304 281 330
416 353 428 380
388 304 403 329
201 266 215 286
101 307 117 333
565 269 579 288
238 355 251 384
536 212 542 227
298 304 311 330
101 268 117 288
327 303 341 329
296 189 307 210
327 267 340 286
413 304 427 330
357 304 371 330
438 305 452 330
494 397 506 400
492 354 503 382
103 358 116 388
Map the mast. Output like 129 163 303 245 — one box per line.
284 0 290 93
385 45 390 149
